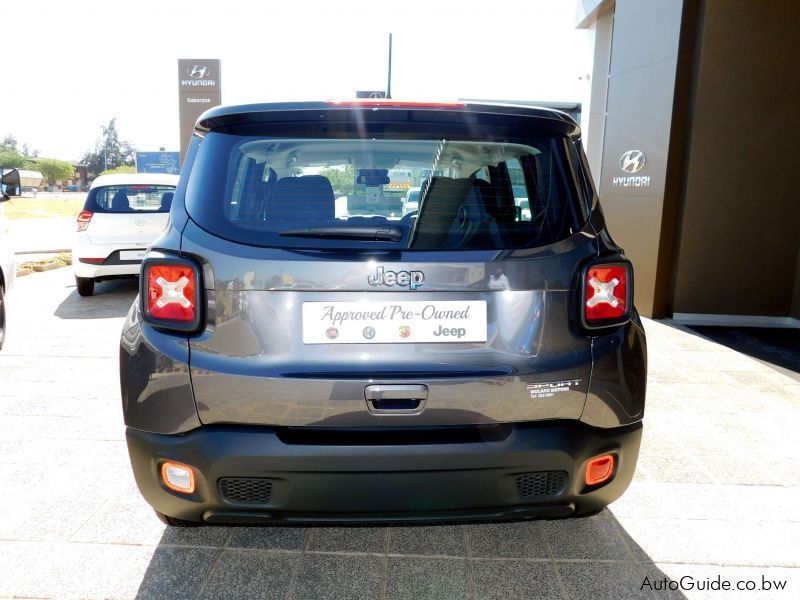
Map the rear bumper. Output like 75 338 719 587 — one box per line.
126 420 642 524
73 239 145 278
74 261 141 278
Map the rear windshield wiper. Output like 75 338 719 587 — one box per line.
279 226 403 242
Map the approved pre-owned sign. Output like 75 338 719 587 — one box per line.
302 300 487 344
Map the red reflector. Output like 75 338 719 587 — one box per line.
585 265 629 321
586 454 615 486
79 257 105 265
146 264 196 321
328 100 465 108
77 209 93 232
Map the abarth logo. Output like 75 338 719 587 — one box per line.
399 326 411 338
367 266 424 290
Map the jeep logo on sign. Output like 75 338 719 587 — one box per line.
367 266 424 290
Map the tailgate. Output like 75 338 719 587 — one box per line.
184 222 595 428
87 212 168 246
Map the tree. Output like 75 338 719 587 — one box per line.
80 119 136 174
37 158 75 186
21 143 39 158
0 134 37 169
0 148 32 169
320 165 356 197
101 165 135 175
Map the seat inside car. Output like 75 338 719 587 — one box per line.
266 175 335 223
110 189 130 211
159 192 174 212
411 177 505 248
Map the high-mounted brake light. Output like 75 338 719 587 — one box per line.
77 210 93 232
583 263 631 326
328 100 465 108
144 262 199 327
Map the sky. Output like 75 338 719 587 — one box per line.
1 0 593 162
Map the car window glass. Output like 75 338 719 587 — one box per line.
507 159 531 222
91 185 176 213
186 132 583 250
473 166 491 183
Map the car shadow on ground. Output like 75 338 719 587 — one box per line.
685 325 800 382
134 511 683 600
664 320 800 383
54 277 139 319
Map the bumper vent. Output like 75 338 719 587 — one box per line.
219 477 273 504
515 471 568 498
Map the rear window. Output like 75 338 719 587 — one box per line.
86 185 176 213
186 125 585 250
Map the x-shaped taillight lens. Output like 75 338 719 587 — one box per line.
146 264 197 322
584 264 630 324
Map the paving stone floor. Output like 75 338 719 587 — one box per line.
1 268 797 599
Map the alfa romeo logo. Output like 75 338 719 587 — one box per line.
619 150 646 174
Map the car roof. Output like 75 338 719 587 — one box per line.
90 173 180 189
195 100 580 138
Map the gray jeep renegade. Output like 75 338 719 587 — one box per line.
120 101 647 526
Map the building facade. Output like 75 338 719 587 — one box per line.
579 0 800 325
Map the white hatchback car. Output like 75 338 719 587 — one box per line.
0 191 16 349
73 173 179 296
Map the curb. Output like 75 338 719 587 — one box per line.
15 249 71 255
32 263 64 273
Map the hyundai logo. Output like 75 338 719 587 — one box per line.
619 150 646 174
187 65 209 79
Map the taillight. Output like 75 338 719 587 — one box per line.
141 257 202 332
582 261 632 328
77 209 93 232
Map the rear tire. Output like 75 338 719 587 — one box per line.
76 276 95 297
154 510 203 527
0 285 6 350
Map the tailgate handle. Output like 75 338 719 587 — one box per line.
364 385 428 414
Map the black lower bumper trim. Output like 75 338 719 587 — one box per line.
126 420 642 524
203 504 576 525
